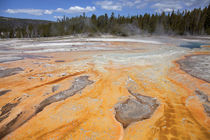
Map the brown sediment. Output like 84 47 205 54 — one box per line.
0 90 11 97
0 112 22 139
195 89 209 103
52 85 59 92
0 102 19 124
0 102 19 117
195 89 210 116
203 104 210 117
0 113 9 123
6 112 23 128
55 60 65 63
0 67 24 78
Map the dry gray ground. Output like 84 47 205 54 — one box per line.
178 55 210 83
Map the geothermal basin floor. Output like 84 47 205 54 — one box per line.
0 36 210 140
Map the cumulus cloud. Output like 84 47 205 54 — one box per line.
53 16 63 19
5 6 96 16
152 2 183 13
55 6 96 13
5 0 209 16
95 1 122 11
44 10 53 15
5 9 49 16
95 0 209 12
95 0 144 10
150 0 209 13
183 0 210 8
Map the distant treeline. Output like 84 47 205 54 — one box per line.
1 4 210 38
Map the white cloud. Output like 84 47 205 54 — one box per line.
94 0 147 11
95 0 149 11
95 0 144 11
5 6 96 16
54 16 63 19
183 0 210 8
155 8 173 13
95 1 122 11
44 10 53 15
55 6 96 13
152 2 183 13
6 9 46 16
5 0 210 16
95 0 209 12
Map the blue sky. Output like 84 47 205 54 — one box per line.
0 0 209 21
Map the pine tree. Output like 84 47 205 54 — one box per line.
204 4 210 34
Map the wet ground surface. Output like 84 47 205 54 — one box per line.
0 36 210 140
0 76 94 139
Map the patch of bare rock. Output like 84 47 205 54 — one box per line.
115 89 159 128
177 54 210 83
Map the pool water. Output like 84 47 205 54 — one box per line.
180 42 209 49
